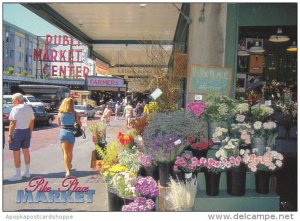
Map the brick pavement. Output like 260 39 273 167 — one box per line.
2 116 127 211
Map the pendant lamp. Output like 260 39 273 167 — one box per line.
249 41 265 53
287 41 297 52
269 28 290 42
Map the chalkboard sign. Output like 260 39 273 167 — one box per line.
189 65 232 96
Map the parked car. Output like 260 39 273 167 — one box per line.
74 105 95 118
3 105 54 127
32 106 55 126
3 95 50 110
3 106 12 126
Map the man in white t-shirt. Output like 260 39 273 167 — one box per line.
7 93 35 181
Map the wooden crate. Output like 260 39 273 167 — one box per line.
90 149 102 168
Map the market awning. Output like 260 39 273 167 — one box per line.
22 3 181 68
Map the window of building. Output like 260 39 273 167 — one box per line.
17 67 22 73
29 42 33 49
6 32 9 42
17 52 22 62
28 55 32 64
17 36 22 47
10 50 14 59
9 34 14 42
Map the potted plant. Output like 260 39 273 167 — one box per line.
136 153 158 180
88 121 107 164
241 148 284 194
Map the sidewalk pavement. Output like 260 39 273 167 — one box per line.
2 117 127 212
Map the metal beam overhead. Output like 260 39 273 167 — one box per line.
21 3 93 47
92 40 174 45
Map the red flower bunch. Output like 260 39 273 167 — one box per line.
130 116 148 135
117 132 133 147
188 134 212 150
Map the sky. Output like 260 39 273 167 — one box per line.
3 3 65 36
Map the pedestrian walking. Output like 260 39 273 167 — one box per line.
57 98 81 178
124 102 133 128
101 105 112 125
135 102 143 118
115 101 121 120
7 93 35 181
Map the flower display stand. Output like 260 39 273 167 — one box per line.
194 172 280 211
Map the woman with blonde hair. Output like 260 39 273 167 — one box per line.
57 98 81 177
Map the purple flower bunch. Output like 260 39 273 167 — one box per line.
122 197 155 212
135 176 158 198
137 153 155 168
187 101 206 117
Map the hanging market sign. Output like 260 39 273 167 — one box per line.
33 34 89 79
189 64 232 96
87 77 125 88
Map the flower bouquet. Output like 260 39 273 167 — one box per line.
135 176 158 198
215 137 240 159
119 148 141 174
251 121 277 138
130 116 148 135
235 102 250 123
187 101 206 118
122 197 155 211
230 123 252 148
117 131 134 148
173 151 203 177
202 94 237 122
88 121 107 145
241 149 284 193
112 171 138 199
251 104 274 122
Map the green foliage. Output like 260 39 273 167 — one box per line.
96 141 121 165
6 67 14 74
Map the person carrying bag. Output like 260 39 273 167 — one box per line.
57 98 82 178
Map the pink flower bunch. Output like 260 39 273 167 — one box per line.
241 149 284 172
174 151 206 173
187 101 206 118
218 156 242 169
205 158 226 174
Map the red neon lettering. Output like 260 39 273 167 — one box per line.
33 49 42 61
63 35 69 46
76 66 82 78
45 34 52 46
83 67 89 77
52 65 58 76
51 50 58 61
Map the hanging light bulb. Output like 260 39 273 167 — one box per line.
287 41 297 52
249 41 265 53
269 28 290 42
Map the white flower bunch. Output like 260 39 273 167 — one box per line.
231 123 252 132
223 138 240 150
215 138 240 159
218 103 229 117
212 127 228 140
251 104 274 121
253 121 263 130
263 121 277 130
112 171 138 199
236 103 249 115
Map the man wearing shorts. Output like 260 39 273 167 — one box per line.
7 93 35 181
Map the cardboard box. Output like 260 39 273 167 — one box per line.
90 149 102 168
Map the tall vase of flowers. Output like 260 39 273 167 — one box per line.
250 121 277 156
202 94 237 140
204 158 226 196
241 149 284 194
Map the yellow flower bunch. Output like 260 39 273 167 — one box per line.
96 141 121 165
102 164 129 177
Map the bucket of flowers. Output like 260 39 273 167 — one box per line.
136 152 158 180
241 148 284 194
173 150 204 180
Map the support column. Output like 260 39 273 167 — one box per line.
186 3 228 102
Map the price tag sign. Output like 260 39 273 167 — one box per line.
236 114 245 122
194 94 203 101
174 139 182 146
265 100 272 106
150 88 163 100
211 137 221 144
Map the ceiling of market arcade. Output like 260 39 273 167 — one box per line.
22 3 182 68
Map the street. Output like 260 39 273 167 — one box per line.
3 115 126 211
